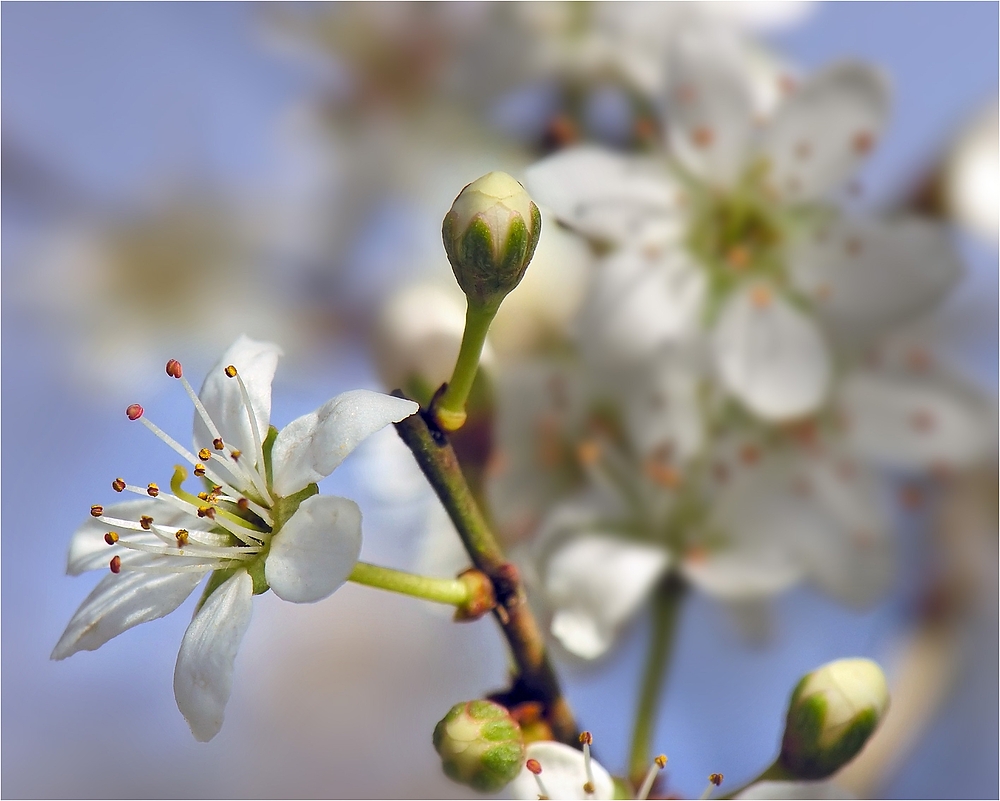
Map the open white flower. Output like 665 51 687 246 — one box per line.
527 31 963 422
526 423 894 660
52 335 417 741
508 740 616 800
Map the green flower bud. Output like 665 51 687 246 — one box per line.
433 700 526 792
442 171 542 312
779 658 890 780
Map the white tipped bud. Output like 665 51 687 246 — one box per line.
433 700 525 792
443 171 542 311
780 658 889 780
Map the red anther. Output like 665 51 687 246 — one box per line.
213 438 224 451
852 131 874 154
691 126 714 149
112 477 126 492
583 782 595 794
126 404 144 421
197 506 216 520
146 483 159 497
526 759 542 775
110 555 122 574
237 498 250 510
90 505 104 517
740 444 761 465
165 359 183 379
140 515 153 530
710 773 724 787
910 409 935 433
224 365 238 378
579 731 593 746
104 532 119 545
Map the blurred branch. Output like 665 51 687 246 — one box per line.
393 397 579 746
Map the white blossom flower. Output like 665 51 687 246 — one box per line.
527 30 963 422
522 417 896 659
52 335 417 741
508 740 616 800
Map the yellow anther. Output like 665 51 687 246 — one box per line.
112 478 126 493
197 491 209 501
224 365 238 378
139 515 154 530
230 449 242 461
750 284 772 309
104 532 119 545
146 483 159 497
175 529 189 547
213 438 224 451
655 755 668 769
710 773 724 787
194 463 206 477
579 731 593 745
197 506 216 519
90 505 104 517
576 440 601 467
582 782 594 794
198 448 212 461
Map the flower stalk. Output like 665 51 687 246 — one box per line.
433 303 497 432
348 561 475 608
393 399 578 745
628 576 686 787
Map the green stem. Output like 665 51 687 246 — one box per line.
628 577 686 787
434 303 497 431
718 760 794 800
393 402 579 745
349 561 469 607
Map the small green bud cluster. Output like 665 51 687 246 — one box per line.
779 658 890 779
442 171 542 312
433 700 525 792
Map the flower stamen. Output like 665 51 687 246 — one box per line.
637 754 668 801
526 759 550 800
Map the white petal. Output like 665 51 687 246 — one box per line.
665 27 756 188
508 741 615 800
737 780 849 799
545 534 670 659
759 62 890 202
621 352 706 463
712 286 831 420
193 335 282 458
67 500 193 575
789 458 894 606
52 560 204 660
686 461 804 600
525 145 683 247
266 495 362 603
173 570 254 742
837 370 995 470
270 390 418 497
790 217 962 338
578 247 707 363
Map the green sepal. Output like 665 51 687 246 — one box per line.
781 692 879 779
262 425 278 488
271 482 319 531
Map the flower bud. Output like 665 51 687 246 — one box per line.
779 658 889 780
433 700 525 792
442 171 542 312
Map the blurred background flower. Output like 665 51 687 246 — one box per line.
3 3 995 798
